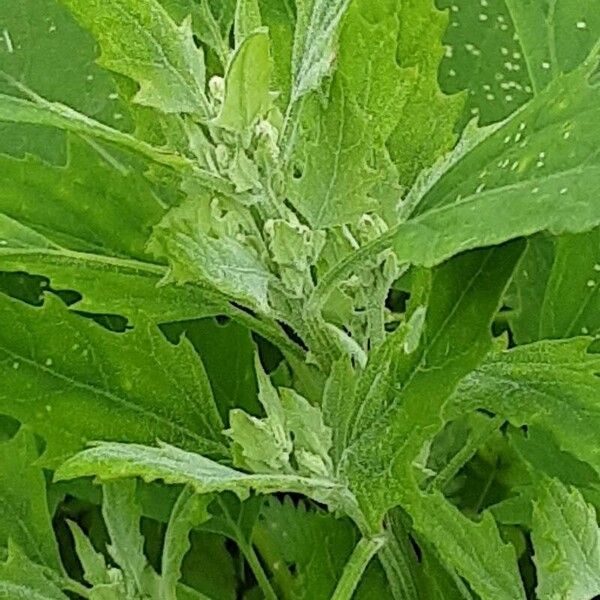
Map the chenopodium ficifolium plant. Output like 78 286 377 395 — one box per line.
0 0 600 598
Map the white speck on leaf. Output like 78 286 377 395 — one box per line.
2 29 14 53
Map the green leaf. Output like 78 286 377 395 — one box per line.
258 0 294 107
386 0 464 187
0 428 62 571
160 487 212 600
288 0 409 227
254 497 390 600
0 89 191 170
61 0 209 114
407 492 524 600
437 0 534 124
322 357 356 467
54 441 343 506
510 228 600 342
0 542 69 600
214 30 271 132
399 53 600 263
532 477 600 600
0 0 130 162
67 521 111 587
0 138 164 260
438 0 600 124
290 0 351 102
340 243 524 528
148 197 274 311
505 0 600 94
102 480 157 595
447 338 600 476
234 0 262 45
0 293 226 467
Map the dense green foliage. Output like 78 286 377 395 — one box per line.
0 0 599 598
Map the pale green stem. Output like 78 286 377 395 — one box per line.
428 416 503 492
331 536 385 600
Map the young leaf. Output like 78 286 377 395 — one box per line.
0 428 62 571
160 487 212 600
290 0 351 102
0 293 226 467
102 480 153 594
67 521 112 587
288 0 409 227
532 477 600 600
234 0 262 46
148 198 274 311
61 0 209 114
213 30 271 132
54 441 343 507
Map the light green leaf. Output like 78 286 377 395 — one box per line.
0 542 69 600
160 487 212 600
340 242 524 528
0 429 62 571
102 480 156 595
288 0 408 227
322 357 356 467
67 521 111 587
287 77 377 227
234 0 262 45
532 477 600 600
290 0 351 102
446 338 600 476
228 356 292 473
148 197 274 311
408 492 524 600
0 293 226 468
280 388 333 477
54 441 343 506
214 30 271 132
228 357 333 478
61 0 208 114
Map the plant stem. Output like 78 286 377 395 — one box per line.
331 535 385 600
238 539 279 600
216 497 278 600
428 416 503 492
378 512 420 600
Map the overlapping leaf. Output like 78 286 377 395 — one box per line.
0 293 226 467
